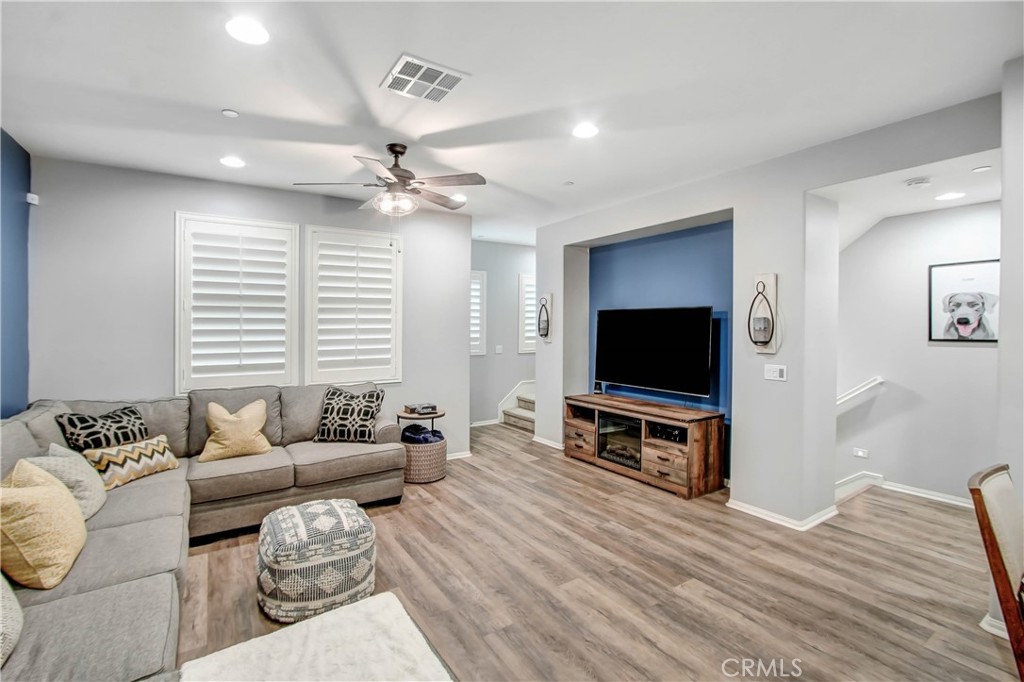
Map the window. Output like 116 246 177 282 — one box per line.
306 226 402 384
518 273 537 353
175 212 299 393
470 270 487 356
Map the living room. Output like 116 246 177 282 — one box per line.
2 2 1023 681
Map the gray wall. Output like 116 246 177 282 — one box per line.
535 94 1005 524
27 158 472 454
469 240 535 423
836 202 1000 496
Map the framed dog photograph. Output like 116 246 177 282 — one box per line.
928 259 999 342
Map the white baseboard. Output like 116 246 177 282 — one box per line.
532 435 564 450
833 471 974 509
470 419 499 428
447 451 472 460
835 471 885 502
979 613 1009 640
725 499 838 531
880 480 973 509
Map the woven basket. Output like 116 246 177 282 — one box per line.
404 438 447 483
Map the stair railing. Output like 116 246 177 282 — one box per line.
836 376 885 406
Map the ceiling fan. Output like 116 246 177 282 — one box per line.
294 143 485 216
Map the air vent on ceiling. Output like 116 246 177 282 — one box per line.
381 54 467 103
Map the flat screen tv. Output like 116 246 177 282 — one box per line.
595 306 713 397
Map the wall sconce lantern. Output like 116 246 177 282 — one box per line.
747 274 778 354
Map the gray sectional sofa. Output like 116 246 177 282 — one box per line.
0 382 406 681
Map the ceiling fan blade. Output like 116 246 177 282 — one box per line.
293 182 377 186
358 196 378 211
414 172 486 188
413 189 466 211
354 156 398 183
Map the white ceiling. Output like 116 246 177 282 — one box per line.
2 2 1021 245
815 149 1003 250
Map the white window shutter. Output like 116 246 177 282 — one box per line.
175 213 298 393
519 273 537 354
306 226 402 384
470 271 487 356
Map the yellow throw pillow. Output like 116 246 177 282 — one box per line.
198 399 273 462
1 460 87 589
82 435 179 490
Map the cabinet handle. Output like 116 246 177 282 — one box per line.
574 443 583 449
657 469 669 477
656 455 670 462
574 431 584 438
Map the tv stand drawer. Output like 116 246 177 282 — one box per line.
641 460 688 486
564 426 595 457
643 446 687 471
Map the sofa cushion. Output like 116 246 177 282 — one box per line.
2 574 178 681
87 472 190 531
26 444 108 519
13 514 188 608
0 420 42 478
1 460 87 589
315 387 385 444
13 400 72 450
280 383 378 445
198 400 273 462
187 446 293 504
0 576 22 666
83 435 180 490
286 441 406 487
189 386 282 456
56 405 149 452
63 397 191 458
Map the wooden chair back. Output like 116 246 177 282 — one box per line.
968 463 1024 680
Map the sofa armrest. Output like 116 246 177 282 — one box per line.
375 420 401 444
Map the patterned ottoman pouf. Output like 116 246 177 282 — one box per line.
257 499 376 623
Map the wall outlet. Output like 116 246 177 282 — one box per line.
854 448 869 459
495 345 503 354
764 364 787 381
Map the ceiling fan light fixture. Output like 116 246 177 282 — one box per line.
225 17 269 45
373 190 419 217
572 122 599 139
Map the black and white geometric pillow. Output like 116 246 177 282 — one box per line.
314 387 384 444
55 406 149 452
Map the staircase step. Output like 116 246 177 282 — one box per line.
516 394 535 411
502 407 536 433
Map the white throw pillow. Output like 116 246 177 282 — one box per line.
23 444 108 519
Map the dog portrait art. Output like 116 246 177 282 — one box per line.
929 259 1000 343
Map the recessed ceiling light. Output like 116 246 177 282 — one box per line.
225 17 269 45
219 155 246 168
563 181 575 186
972 165 993 173
935 192 965 201
451 193 467 202
904 177 932 189
572 122 599 139
221 109 240 118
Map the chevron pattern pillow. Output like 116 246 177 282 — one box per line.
82 435 179 490
56 406 148 452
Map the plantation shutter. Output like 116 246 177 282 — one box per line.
176 213 298 392
519 273 537 353
306 226 402 384
470 270 487 356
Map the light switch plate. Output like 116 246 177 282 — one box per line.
764 364 787 381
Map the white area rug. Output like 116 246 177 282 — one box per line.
181 592 452 682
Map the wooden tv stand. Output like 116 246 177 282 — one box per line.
564 393 725 499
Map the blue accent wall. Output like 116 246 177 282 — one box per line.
589 220 733 420
1 130 31 417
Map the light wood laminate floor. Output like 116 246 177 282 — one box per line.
178 424 1017 680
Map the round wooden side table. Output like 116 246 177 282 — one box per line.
397 409 447 483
